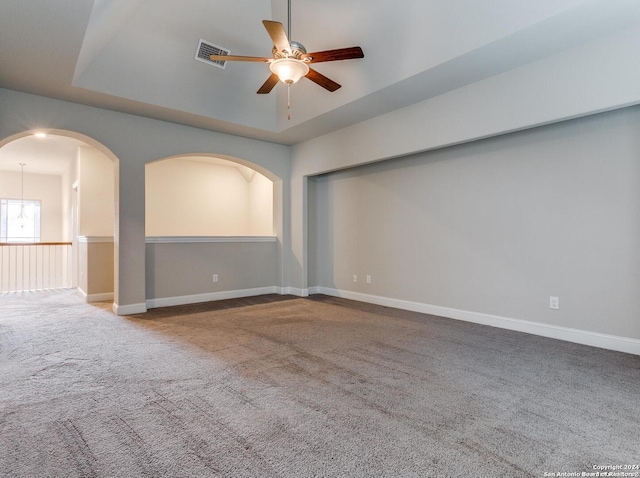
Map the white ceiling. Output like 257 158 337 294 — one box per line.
1 0 640 152
0 135 85 175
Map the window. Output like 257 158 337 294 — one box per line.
0 199 41 242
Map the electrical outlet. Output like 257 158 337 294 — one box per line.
366 275 372 284
550 296 559 310
352 274 357 283
213 274 219 283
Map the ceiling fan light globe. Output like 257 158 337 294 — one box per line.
269 58 309 85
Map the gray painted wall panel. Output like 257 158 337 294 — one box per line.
309 106 640 340
146 241 277 300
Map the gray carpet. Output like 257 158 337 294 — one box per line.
1 290 639 477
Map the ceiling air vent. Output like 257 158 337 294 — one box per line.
195 39 230 69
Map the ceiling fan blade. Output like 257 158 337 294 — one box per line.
305 68 341 92
209 54 270 62
301 46 364 63
262 20 291 53
257 73 280 94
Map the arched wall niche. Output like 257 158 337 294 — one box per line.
145 153 278 237
144 152 284 310
146 152 280 181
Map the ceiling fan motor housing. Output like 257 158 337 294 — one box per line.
273 41 308 60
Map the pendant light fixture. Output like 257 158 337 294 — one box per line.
17 163 28 228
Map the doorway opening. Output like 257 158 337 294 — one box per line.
0 131 118 304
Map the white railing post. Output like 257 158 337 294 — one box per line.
0 242 73 293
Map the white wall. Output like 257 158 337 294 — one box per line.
77 145 115 237
61 151 78 242
0 170 62 241
145 158 273 236
309 105 640 346
249 172 274 236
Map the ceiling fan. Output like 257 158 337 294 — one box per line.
208 2 364 99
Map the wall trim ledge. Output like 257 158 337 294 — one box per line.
145 236 277 244
77 236 114 243
309 287 640 356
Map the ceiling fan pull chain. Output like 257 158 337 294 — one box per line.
287 83 291 120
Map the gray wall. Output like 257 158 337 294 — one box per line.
309 106 640 340
146 241 276 303
291 24 640 295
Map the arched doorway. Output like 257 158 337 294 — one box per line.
0 130 119 305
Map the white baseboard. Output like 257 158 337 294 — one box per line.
113 302 147 316
276 287 309 297
146 286 279 309
84 292 114 303
312 287 640 356
77 288 114 304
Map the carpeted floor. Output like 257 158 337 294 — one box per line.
1 290 639 477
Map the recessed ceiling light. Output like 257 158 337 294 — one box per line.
34 132 47 138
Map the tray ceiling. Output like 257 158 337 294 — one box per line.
1 0 639 144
